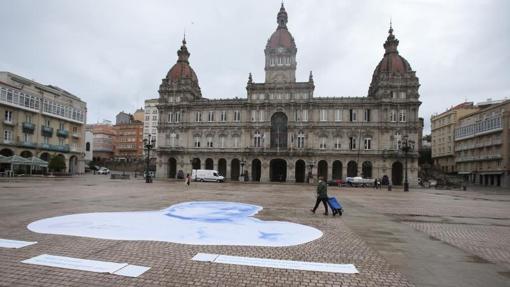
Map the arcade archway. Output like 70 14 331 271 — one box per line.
270 159 287 182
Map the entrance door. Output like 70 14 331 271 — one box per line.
168 158 177 178
270 159 287 182
332 160 342 179
251 159 261 182
231 159 240 181
392 161 403 185
347 161 358 177
295 160 306 183
205 158 214 170
218 158 227 177
318 160 328 180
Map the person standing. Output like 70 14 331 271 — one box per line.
311 176 329 215
185 173 191 187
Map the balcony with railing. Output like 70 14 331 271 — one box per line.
72 132 80 138
19 141 37 148
57 129 69 138
22 122 35 133
39 143 70 152
41 126 54 136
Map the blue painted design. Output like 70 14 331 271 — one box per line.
259 232 282 241
165 201 261 223
28 201 323 247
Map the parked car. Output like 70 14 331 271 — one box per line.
97 167 110 175
327 179 345 186
346 176 374 187
192 169 224 182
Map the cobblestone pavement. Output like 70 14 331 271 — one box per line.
0 176 412 287
341 186 510 272
0 176 508 286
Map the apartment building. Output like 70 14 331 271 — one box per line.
430 102 478 173
85 121 115 161
455 100 510 188
113 112 143 160
0 72 87 173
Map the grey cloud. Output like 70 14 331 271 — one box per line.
1 0 508 132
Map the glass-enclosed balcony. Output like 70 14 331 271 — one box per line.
57 129 69 138
41 126 53 136
22 122 35 133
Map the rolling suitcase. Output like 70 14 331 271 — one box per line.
327 197 343 216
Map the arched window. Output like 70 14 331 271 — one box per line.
85 142 90 151
271 112 288 148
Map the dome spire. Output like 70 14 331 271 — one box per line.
383 21 399 55
177 35 190 63
277 2 288 29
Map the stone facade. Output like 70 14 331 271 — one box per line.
455 100 510 188
431 102 478 173
155 5 422 185
0 71 87 174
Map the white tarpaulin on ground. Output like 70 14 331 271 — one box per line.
0 238 37 248
192 253 359 274
28 201 323 247
22 254 150 277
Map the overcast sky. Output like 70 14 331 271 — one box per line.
1 0 509 133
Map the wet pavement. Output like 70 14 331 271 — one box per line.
0 175 508 286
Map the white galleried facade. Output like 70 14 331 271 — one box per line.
0 71 87 174
156 5 422 184
144 98 159 156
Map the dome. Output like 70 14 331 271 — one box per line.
373 53 412 76
167 62 198 83
372 25 412 77
267 29 296 49
166 39 199 84
266 3 296 50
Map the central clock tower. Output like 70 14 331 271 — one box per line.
264 3 297 83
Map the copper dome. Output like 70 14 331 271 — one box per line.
267 29 296 49
166 39 199 84
372 25 412 76
266 3 296 50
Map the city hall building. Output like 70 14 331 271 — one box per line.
155 5 422 184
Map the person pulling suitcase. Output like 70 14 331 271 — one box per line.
311 176 329 215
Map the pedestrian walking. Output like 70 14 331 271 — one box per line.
185 173 191 187
311 176 329 215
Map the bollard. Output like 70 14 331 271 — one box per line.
388 184 392 191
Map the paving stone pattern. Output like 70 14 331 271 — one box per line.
342 187 510 273
1 176 413 287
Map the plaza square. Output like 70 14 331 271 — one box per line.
1 176 509 286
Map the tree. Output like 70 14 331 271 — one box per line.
49 156 66 172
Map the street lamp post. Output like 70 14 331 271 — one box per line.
143 134 156 183
190 158 194 181
240 159 245 181
401 135 415 192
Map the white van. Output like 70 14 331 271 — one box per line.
192 169 225 182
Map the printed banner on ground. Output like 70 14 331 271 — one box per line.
0 238 37 249
192 253 359 274
22 254 150 277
